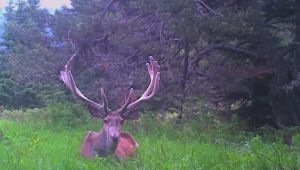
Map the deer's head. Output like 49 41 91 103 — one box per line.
60 55 160 143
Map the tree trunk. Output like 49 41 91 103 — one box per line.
294 0 300 72
271 0 300 127
178 42 190 119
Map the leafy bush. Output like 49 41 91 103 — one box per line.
0 71 68 109
1 101 94 128
46 102 93 128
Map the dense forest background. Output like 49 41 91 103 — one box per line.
0 0 300 130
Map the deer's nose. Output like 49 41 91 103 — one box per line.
111 136 119 143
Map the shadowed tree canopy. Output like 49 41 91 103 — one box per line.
1 0 300 129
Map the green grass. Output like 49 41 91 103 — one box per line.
0 109 300 170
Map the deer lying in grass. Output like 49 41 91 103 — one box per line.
60 55 160 159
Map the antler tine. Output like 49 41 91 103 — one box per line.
143 58 160 97
60 55 109 118
119 88 133 113
101 88 109 113
122 56 160 117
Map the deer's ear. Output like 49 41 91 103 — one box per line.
122 108 140 120
87 105 107 119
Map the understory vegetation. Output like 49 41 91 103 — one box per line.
0 103 299 170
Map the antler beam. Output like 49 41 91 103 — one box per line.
121 56 160 119
60 54 109 118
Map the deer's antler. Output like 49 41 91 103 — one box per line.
60 54 109 118
120 56 160 119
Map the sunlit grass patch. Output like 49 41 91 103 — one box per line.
0 115 299 170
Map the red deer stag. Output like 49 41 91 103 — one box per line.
60 55 160 159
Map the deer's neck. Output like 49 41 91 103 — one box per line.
94 129 118 157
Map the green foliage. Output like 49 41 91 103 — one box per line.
1 108 49 122
0 0 300 130
0 70 67 109
1 101 93 128
0 71 39 108
249 136 299 170
2 0 63 84
0 100 300 169
45 102 93 128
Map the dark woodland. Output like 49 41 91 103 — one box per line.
1 0 300 129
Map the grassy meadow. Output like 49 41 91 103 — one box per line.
0 103 299 170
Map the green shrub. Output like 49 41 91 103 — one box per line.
45 102 93 128
1 101 94 129
0 71 68 109
1 108 49 122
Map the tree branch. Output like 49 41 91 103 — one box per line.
195 0 223 17
101 0 117 17
67 29 77 52
191 43 258 69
